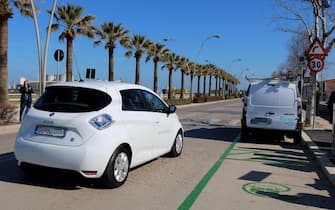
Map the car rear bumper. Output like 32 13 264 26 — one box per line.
14 136 107 178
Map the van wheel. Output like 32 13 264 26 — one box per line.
240 127 248 141
168 132 183 157
240 127 249 141
101 147 130 188
293 132 302 145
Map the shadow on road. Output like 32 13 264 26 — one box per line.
316 103 331 122
0 152 95 190
184 127 240 142
256 190 335 209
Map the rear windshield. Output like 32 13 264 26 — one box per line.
34 86 112 112
250 83 295 107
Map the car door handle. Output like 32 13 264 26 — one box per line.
266 112 275 115
155 121 160 124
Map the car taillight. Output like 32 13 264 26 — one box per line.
89 114 113 130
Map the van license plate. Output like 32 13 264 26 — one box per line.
251 118 271 125
35 126 65 137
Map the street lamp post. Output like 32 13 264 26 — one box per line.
226 58 242 96
164 34 220 100
195 34 221 98
30 0 58 96
195 34 221 62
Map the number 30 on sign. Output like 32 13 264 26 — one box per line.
308 57 324 73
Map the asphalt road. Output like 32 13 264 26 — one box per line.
0 99 334 210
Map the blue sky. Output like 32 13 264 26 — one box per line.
7 0 335 91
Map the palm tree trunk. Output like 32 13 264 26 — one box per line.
197 75 201 96
190 74 194 100
208 75 212 96
66 38 73 81
168 69 173 99
222 78 226 99
135 55 141 84
219 77 222 96
180 70 185 99
0 17 8 104
153 60 158 93
215 75 218 96
203 76 207 96
108 47 114 81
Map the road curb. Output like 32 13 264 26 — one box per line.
302 131 335 188
177 98 241 109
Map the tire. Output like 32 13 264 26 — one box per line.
19 162 42 178
168 132 183 157
293 131 302 145
101 146 130 188
240 127 248 141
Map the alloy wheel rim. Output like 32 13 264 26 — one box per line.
175 134 183 154
114 152 129 182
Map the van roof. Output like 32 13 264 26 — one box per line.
249 79 296 86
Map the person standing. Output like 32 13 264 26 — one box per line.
20 80 34 122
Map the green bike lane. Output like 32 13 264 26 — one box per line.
179 137 335 210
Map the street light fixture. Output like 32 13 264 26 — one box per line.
195 34 221 62
227 58 242 71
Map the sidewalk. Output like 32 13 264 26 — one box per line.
302 114 335 188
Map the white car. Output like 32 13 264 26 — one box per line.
14 81 183 188
241 78 302 144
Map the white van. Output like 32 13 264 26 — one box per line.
241 79 302 144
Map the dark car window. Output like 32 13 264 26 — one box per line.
142 90 168 113
34 86 112 112
120 89 167 112
120 89 147 111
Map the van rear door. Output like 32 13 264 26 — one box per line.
247 81 298 131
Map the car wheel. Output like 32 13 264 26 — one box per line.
168 132 183 157
101 146 130 188
293 132 302 145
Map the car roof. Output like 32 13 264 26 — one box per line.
46 80 152 93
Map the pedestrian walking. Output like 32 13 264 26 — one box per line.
20 80 34 122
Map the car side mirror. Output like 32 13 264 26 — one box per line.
168 105 177 114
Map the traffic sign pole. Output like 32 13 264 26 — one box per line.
305 37 328 127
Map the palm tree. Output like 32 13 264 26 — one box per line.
146 42 170 93
195 64 203 96
187 62 196 100
94 22 129 81
0 0 32 104
50 4 96 81
207 64 217 96
161 53 180 99
202 65 209 96
178 57 190 99
215 67 221 96
123 34 151 84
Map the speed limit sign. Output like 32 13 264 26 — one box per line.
308 56 324 72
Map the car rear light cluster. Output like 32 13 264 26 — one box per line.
89 114 113 130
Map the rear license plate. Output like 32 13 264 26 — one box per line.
35 126 65 137
251 118 271 125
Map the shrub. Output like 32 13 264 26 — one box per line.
193 96 223 103
164 98 193 105
0 103 18 124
